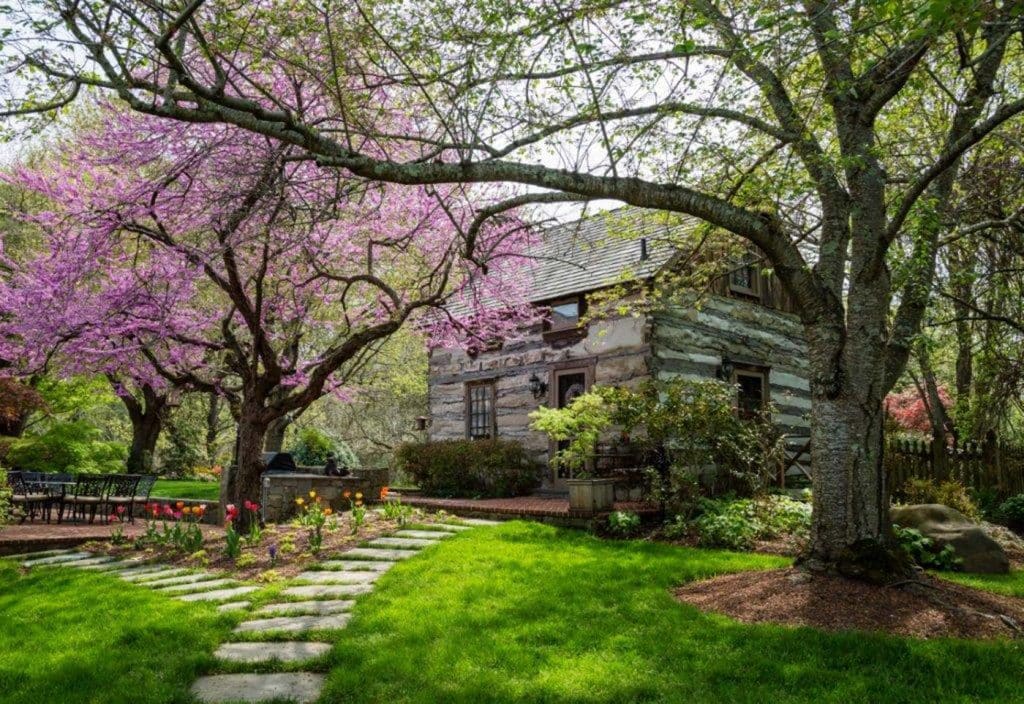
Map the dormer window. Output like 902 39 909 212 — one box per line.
729 256 760 299
547 296 583 332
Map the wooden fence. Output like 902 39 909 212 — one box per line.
884 436 1024 497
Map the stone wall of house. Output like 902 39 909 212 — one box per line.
427 315 652 471
260 469 388 523
650 294 811 436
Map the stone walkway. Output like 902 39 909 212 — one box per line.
5 518 502 703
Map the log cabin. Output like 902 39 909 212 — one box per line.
427 208 812 490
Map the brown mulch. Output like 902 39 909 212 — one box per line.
675 568 1024 639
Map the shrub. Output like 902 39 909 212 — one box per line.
897 478 980 521
0 467 10 527
997 494 1024 535
6 421 127 473
893 525 961 571
692 495 811 551
607 510 641 537
290 427 360 468
395 439 541 498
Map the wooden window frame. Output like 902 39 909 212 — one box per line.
542 295 586 337
732 365 770 419
465 380 497 440
728 259 761 300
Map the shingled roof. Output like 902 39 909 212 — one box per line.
522 207 689 302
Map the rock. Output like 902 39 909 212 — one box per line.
891 504 1010 574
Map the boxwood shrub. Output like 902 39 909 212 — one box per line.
395 439 541 498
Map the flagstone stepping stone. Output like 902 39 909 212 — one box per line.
449 518 502 526
318 560 395 572
215 641 332 664
121 567 189 582
143 572 222 588
344 548 416 561
22 551 92 566
233 613 352 634
176 586 259 603
255 600 354 616
426 523 470 531
281 584 373 599
217 601 251 613
368 537 435 549
79 559 151 571
66 556 118 567
3 548 79 560
191 673 325 704
393 530 452 540
294 570 380 584
157 578 235 594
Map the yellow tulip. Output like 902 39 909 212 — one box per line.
295 497 305 506
309 490 317 498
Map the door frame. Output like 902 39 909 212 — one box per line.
547 359 596 489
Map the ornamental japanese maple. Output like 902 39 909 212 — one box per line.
0 103 534 523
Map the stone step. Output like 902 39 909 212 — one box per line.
217 601 251 613
215 641 332 664
3 548 80 560
122 568 190 582
191 673 325 704
22 551 92 567
282 584 374 599
66 556 118 568
294 570 381 585
142 572 222 588
393 530 451 540
344 548 416 561
233 613 352 634
79 559 153 571
318 560 395 572
156 578 236 594
176 586 260 603
420 523 470 532
449 518 502 526
367 537 436 549
255 600 355 616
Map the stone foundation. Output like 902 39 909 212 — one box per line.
260 469 389 523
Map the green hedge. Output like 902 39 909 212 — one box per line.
395 439 540 498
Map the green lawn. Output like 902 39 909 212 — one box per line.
322 522 1024 704
0 561 230 704
2 523 1023 704
940 569 1024 599
151 479 220 501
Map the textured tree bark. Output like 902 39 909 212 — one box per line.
205 392 221 464
263 415 290 453
222 402 268 531
121 384 169 474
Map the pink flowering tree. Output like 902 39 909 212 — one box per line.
0 105 535 523
885 385 953 436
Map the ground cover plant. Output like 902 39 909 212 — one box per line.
0 560 229 704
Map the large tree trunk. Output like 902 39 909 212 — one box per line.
802 323 913 582
205 392 221 464
121 384 169 474
263 415 290 453
222 401 269 531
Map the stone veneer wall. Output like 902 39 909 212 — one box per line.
260 469 389 523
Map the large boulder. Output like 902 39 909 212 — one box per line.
891 504 1010 574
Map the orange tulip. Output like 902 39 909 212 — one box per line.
380 486 390 500
176 501 185 510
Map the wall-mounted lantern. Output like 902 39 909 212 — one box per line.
528 372 548 400
716 356 735 381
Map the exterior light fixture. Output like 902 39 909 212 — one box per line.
529 373 548 400
717 356 735 381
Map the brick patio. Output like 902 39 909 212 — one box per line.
397 494 659 527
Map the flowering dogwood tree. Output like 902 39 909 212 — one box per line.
0 105 534 521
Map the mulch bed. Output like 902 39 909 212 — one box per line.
675 568 1024 639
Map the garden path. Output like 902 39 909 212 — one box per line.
7 518 502 703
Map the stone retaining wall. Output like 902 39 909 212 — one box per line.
260 469 389 523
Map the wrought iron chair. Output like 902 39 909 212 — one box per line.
131 475 158 519
104 474 141 523
9 471 51 523
60 475 110 524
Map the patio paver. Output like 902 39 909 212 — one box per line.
191 673 326 704
233 613 352 634
281 583 373 599
215 641 332 664
255 600 355 616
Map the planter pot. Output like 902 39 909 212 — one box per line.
567 477 616 515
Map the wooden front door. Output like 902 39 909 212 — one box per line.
549 364 593 490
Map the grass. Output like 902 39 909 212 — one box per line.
152 479 220 501
320 521 1024 704
940 569 1024 598
0 560 230 704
